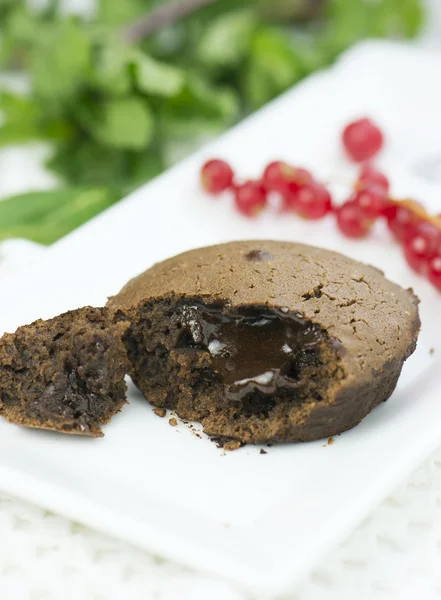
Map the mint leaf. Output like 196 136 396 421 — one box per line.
0 4 40 68
244 27 302 109
125 146 164 189
196 10 257 67
159 74 240 146
0 91 40 123
252 28 302 89
0 187 119 245
35 187 118 244
31 19 91 103
0 188 69 230
0 89 72 145
373 0 424 37
4 5 38 45
161 76 239 130
97 0 150 24
48 139 163 191
288 35 330 75
258 0 323 20
48 142 131 187
0 121 43 146
131 50 185 97
325 0 423 54
92 44 132 96
80 96 154 150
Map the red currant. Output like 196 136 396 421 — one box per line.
262 161 291 192
280 168 314 211
201 159 234 194
428 254 441 290
287 167 314 192
352 188 388 219
403 235 433 274
342 118 384 162
408 219 441 247
234 180 267 217
336 201 372 238
293 183 333 220
384 204 420 243
357 164 390 193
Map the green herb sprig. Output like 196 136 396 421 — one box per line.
0 0 424 244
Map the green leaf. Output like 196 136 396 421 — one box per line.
31 19 91 103
286 31 331 75
97 0 151 24
48 141 129 187
0 188 70 230
161 76 239 136
0 90 72 145
373 0 424 37
0 119 72 147
0 5 40 68
92 44 132 96
0 91 41 123
196 9 257 67
252 28 302 88
131 50 185 97
244 27 302 109
0 0 17 8
242 65 269 112
34 187 118 244
126 146 164 188
0 122 42 146
80 97 154 150
5 5 38 45
0 187 119 245
324 0 424 55
257 0 323 21
47 138 163 190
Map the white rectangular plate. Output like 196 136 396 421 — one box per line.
2 41 441 598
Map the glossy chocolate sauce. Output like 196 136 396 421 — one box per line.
179 303 325 400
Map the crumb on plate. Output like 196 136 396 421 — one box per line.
153 407 166 418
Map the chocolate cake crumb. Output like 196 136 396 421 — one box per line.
328 436 334 445
430 347 435 355
0 307 129 437
260 449 267 454
169 417 177 427
224 440 242 451
154 407 166 418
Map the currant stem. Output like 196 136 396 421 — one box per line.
392 198 441 230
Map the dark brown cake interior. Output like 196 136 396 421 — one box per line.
0 307 129 437
120 297 344 443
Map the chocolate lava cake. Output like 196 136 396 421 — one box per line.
107 240 420 445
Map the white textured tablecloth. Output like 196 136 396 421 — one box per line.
2 3 441 598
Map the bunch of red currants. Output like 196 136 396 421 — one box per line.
201 118 441 291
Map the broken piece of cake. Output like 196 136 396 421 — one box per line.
108 240 420 445
0 307 129 437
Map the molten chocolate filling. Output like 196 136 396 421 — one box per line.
179 303 326 401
